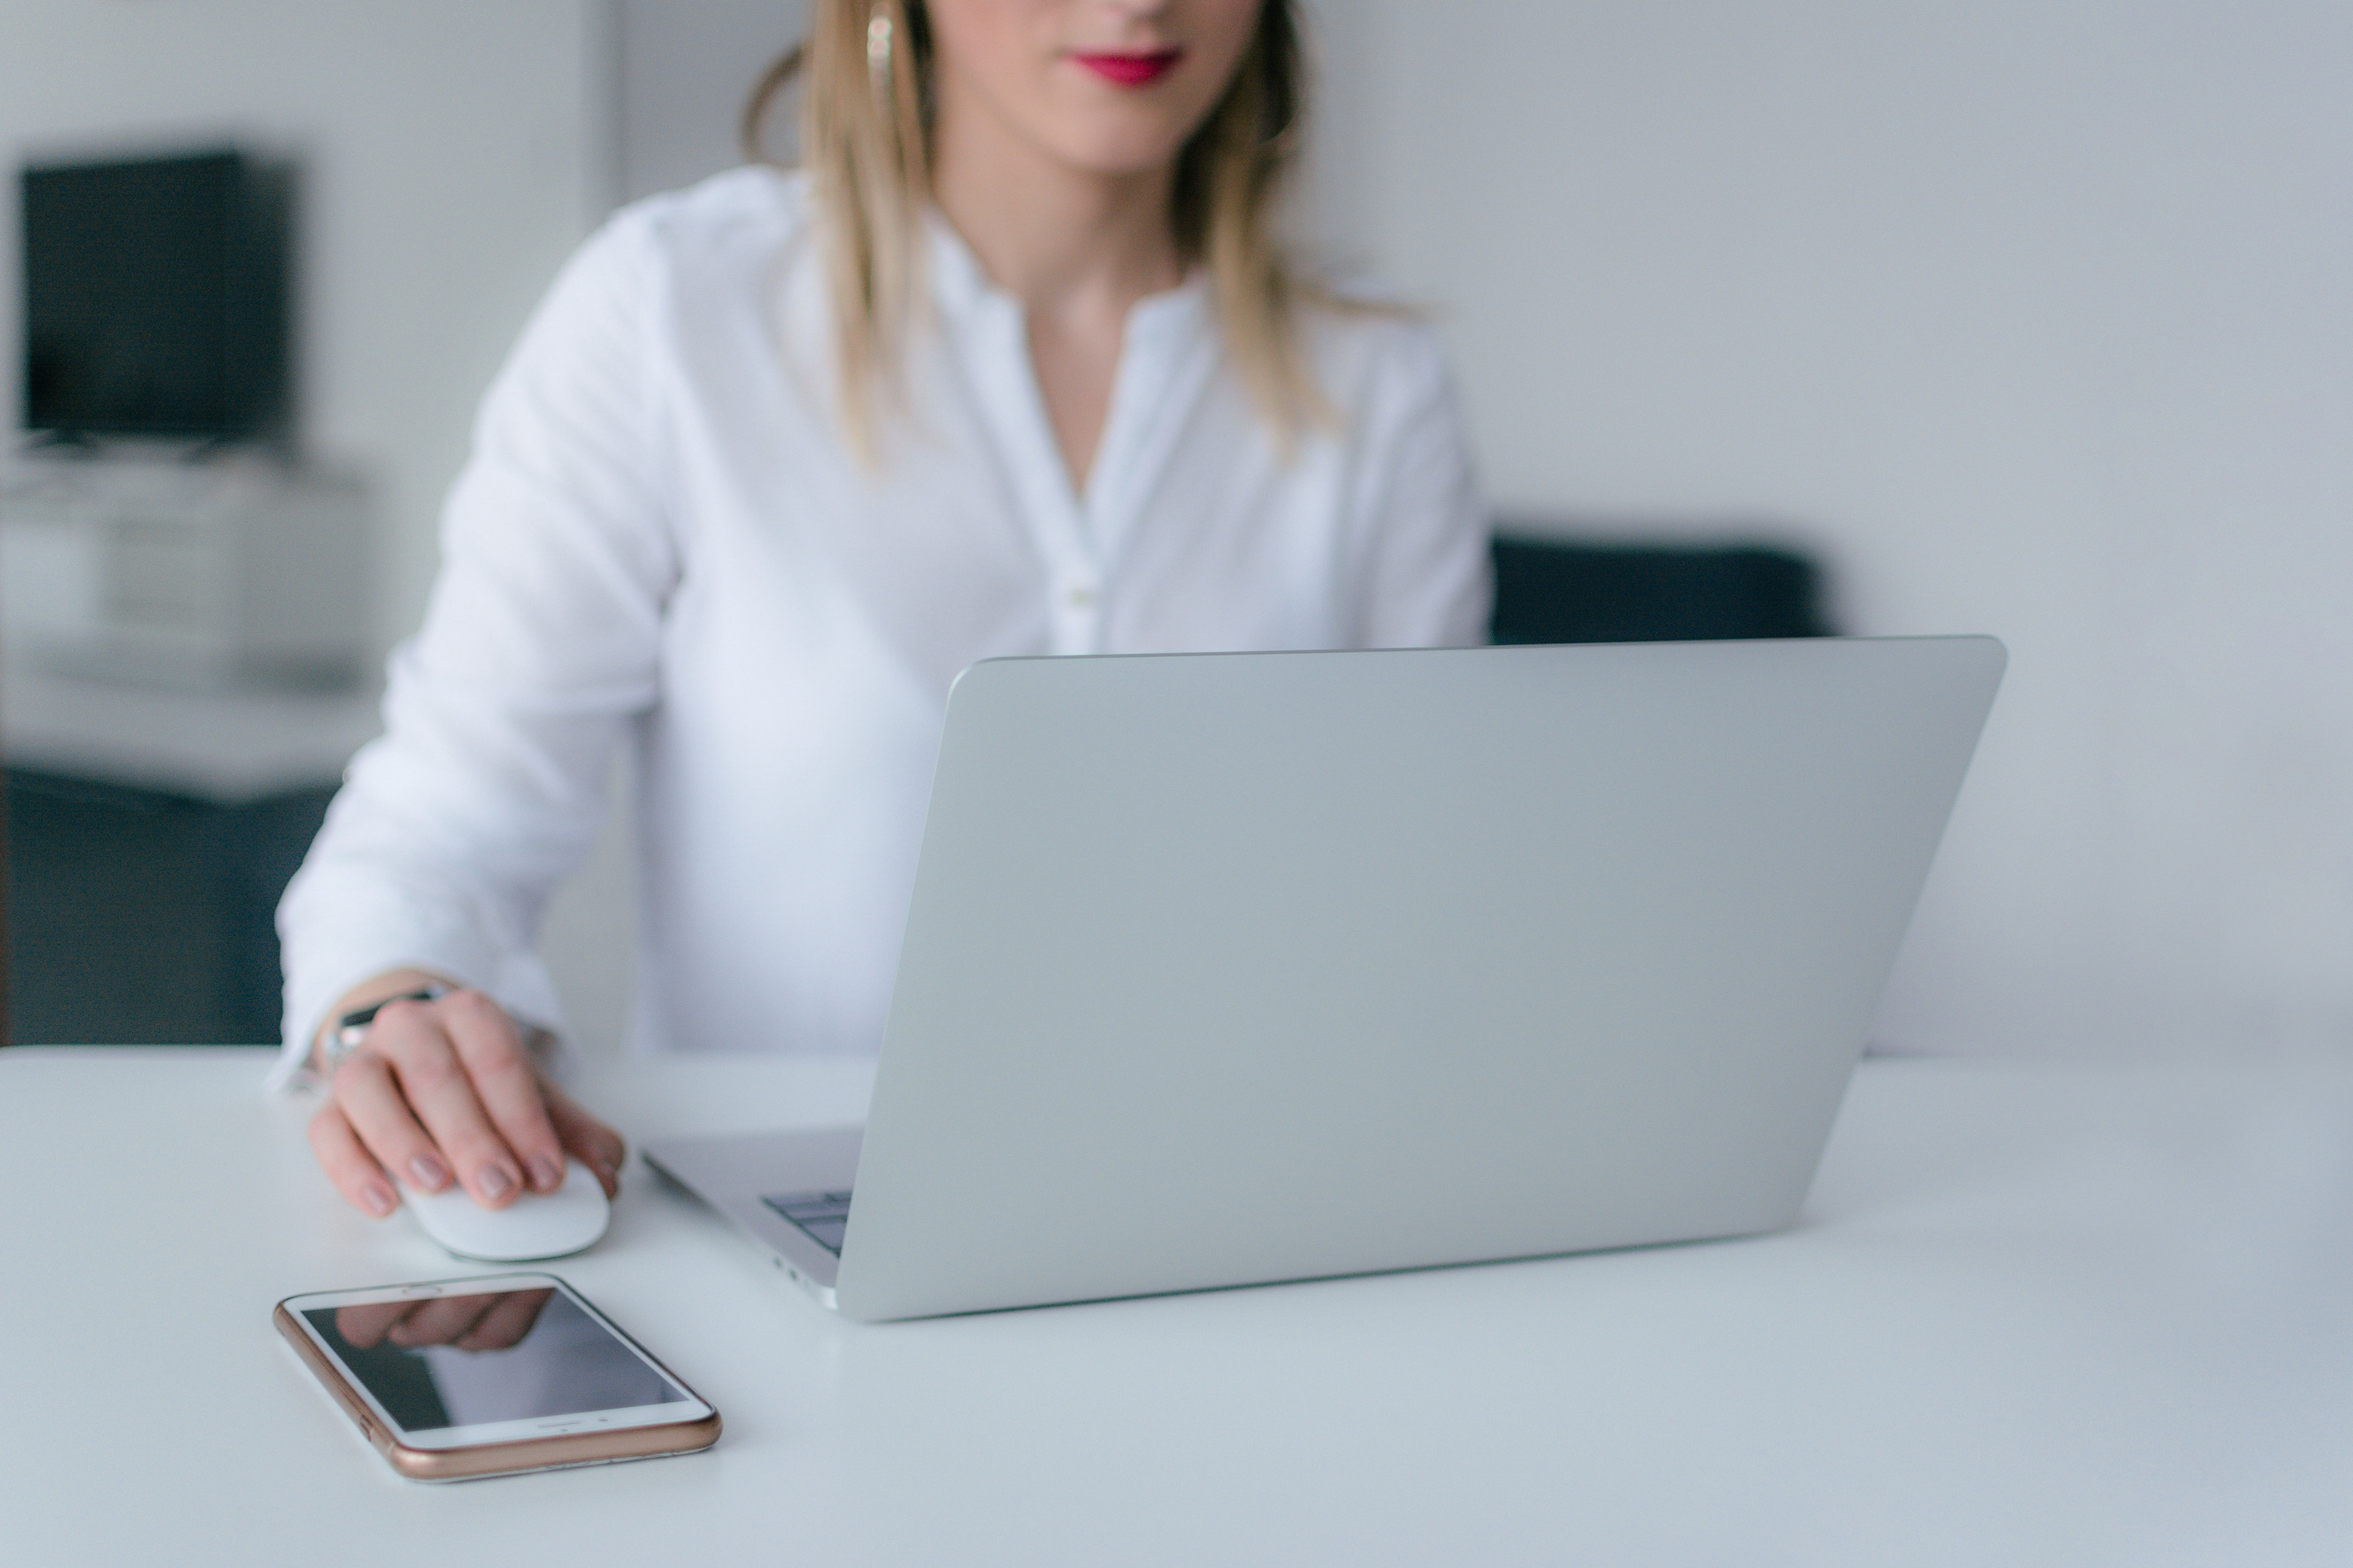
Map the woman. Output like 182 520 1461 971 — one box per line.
280 0 1489 1219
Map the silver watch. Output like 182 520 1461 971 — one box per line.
321 984 447 1075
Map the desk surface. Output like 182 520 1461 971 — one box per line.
4 1048 2349 1566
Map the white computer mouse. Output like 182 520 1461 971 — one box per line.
404 1157 611 1261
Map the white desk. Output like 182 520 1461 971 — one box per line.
5 1048 2350 1566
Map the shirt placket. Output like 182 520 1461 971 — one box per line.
1079 290 1208 627
966 297 1104 657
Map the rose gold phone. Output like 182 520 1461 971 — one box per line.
275 1273 719 1481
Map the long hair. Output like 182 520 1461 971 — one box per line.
743 0 1321 456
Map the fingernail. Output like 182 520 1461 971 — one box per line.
409 1153 450 1190
478 1164 514 1200
529 1155 564 1192
361 1183 397 1217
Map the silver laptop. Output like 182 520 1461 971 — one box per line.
647 636 2004 1321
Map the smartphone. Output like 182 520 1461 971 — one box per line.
275 1272 720 1481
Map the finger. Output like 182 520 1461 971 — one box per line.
332 1047 457 1196
455 1289 552 1351
544 1082 628 1197
335 1302 413 1350
307 1101 400 1217
370 1006 527 1208
388 1293 500 1349
439 991 567 1195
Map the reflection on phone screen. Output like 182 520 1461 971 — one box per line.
303 1289 680 1431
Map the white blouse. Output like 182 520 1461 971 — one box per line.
274 168 1489 1084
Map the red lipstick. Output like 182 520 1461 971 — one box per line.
1071 49 1182 88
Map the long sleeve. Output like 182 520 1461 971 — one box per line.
272 211 679 1086
1335 317 1494 651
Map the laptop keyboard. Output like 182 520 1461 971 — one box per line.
761 1190 853 1255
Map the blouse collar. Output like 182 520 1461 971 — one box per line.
924 208 1208 343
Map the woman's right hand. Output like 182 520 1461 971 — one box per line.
305 972 626 1218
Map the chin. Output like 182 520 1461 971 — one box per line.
1045 119 1199 180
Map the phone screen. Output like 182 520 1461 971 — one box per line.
301 1285 687 1435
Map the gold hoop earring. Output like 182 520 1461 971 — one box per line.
867 5 894 95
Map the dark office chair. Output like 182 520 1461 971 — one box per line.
1488 530 1834 646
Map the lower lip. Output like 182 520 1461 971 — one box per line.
1072 51 1182 88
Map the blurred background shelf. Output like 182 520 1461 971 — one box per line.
3 665 379 1045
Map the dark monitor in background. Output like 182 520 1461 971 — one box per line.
20 148 292 445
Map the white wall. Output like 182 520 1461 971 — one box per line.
1303 1 2353 1060
616 0 804 205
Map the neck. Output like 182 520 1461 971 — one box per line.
930 102 1184 326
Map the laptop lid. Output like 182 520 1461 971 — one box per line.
833 637 2004 1320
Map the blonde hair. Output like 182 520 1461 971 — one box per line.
743 0 1322 455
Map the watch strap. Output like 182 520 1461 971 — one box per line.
322 984 448 1075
